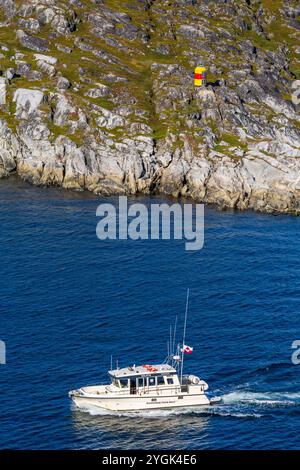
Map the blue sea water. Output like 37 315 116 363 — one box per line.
1 176 300 450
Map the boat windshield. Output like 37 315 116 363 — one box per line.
119 378 128 388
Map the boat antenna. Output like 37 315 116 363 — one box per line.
172 315 178 356
110 355 113 371
180 288 190 385
170 325 172 357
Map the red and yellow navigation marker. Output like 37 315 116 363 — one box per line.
194 66 206 87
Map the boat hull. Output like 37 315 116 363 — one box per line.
70 392 211 411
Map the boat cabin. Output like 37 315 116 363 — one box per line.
109 364 180 394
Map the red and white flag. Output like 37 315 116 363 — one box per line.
181 344 193 354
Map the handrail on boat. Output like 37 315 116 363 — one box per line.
74 381 206 398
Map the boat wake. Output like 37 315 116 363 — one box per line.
221 390 300 407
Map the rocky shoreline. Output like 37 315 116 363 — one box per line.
0 1 300 213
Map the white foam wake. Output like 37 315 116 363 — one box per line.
222 391 300 406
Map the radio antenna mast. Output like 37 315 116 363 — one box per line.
172 315 178 356
180 288 190 385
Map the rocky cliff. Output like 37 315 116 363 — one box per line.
0 0 300 213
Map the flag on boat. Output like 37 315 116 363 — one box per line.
181 344 193 354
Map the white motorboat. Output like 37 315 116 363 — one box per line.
69 290 220 412
69 363 212 411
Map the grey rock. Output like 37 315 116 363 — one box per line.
57 76 71 90
13 88 44 119
15 61 32 78
96 108 125 130
52 93 76 126
3 68 16 80
85 84 110 98
28 70 43 81
56 44 72 54
0 0 15 18
16 30 49 52
18 18 41 33
0 77 6 105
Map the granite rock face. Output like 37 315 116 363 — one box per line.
0 0 300 213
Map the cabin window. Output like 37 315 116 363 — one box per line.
157 376 165 386
148 377 156 387
112 379 119 388
166 377 174 385
119 379 128 388
138 377 144 388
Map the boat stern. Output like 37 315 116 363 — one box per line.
210 396 222 405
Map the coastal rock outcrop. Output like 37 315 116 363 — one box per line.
0 77 6 105
13 88 44 118
0 0 300 213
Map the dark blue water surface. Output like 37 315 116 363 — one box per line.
1 177 300 449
